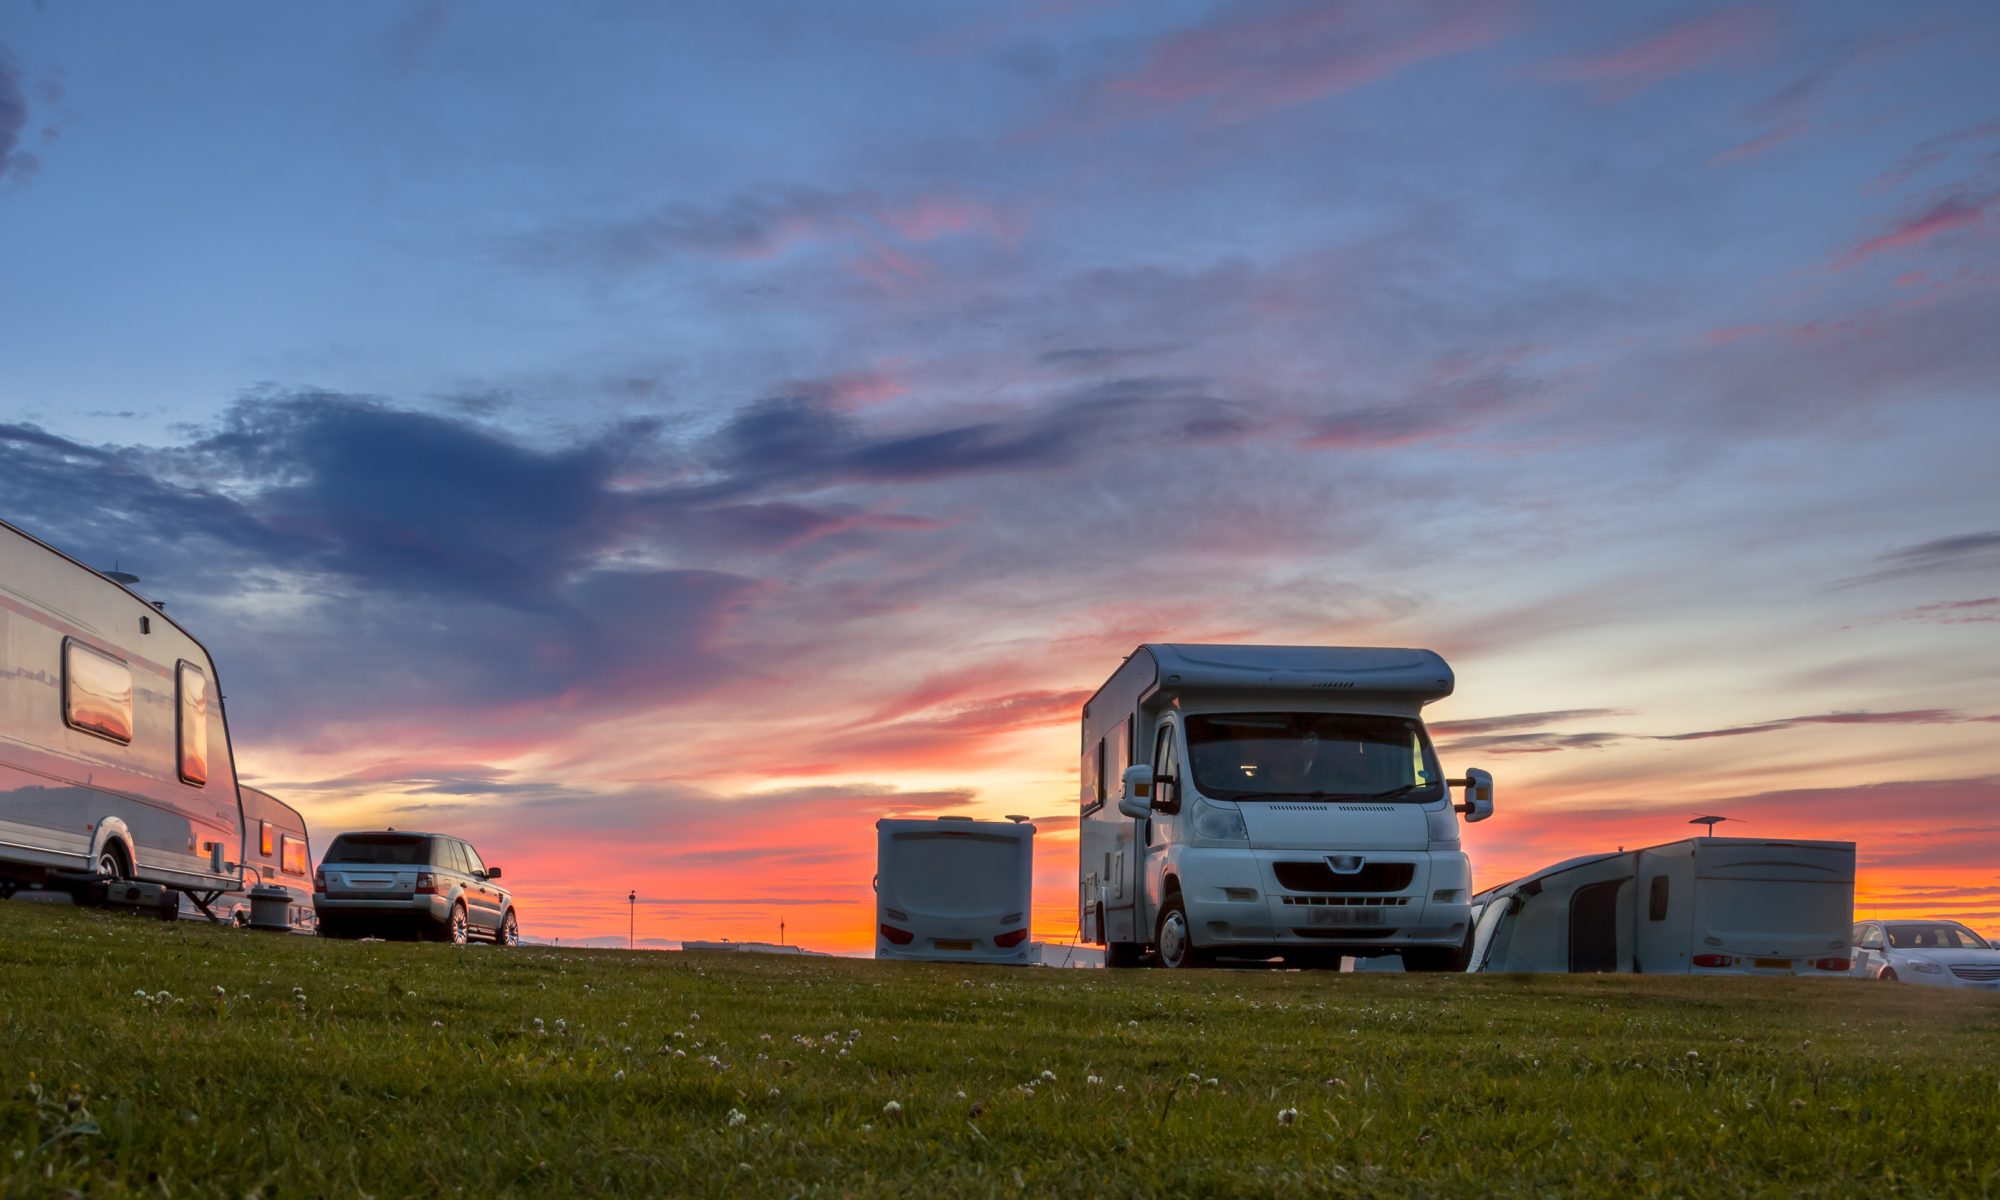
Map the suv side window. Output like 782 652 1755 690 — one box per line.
432 838 466 874
461 842 488 877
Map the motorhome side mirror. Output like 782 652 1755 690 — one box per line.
484 866 502 880
1117 765 1154 819
1453 768 1495 823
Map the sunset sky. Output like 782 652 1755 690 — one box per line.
3 1 1995 953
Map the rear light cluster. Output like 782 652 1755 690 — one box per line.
879 924 913 945
994 928 1029 949
415 872 437 895
312 868 325 894
1814 957 1852 972
1692 954 1735 968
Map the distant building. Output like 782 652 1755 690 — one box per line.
679 940 830 957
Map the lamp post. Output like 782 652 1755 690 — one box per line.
779 920 786 947
628 889 636 951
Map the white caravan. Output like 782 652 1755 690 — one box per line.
0 518 246 912
875 816 1035 964
1466 837 1856 975
1076 645 1494 970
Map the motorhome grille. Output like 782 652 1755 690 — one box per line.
1267 804 1329 812
1274 861 1416 893
1950 965 2000 981
1279 896 1411 908
1292 927 1395 939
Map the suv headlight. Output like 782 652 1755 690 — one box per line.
1191 797 1248 843
1909 960 1943 974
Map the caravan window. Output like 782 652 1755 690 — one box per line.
176 661 209 785
63 639 134 744
1647 875 1669 921
260 820 275 857
1082 738 1104 814
280 836 308 876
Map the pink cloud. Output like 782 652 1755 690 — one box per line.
1538 7 1774 102
1834 194 1992 269
1107 0 1514 124
1708 119 1803 167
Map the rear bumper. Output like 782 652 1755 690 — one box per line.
875 908 1033 964
1178 847 1471 953
314 894 451 924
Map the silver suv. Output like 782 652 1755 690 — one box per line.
313 831 519 945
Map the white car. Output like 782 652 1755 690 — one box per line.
1850 920 2000 990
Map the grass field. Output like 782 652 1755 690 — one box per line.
3 901 1998 1198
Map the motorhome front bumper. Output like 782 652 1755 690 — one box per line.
1177 847 1471 950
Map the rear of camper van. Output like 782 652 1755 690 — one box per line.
875 817 1035 964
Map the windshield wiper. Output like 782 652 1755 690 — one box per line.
1344 784 1431 802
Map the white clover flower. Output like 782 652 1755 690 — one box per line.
1086 1075 1103 1086
1039 1070 1056 1084
613 1070 625 1082
767 1087 781 1098
956 1090 967 1100
726 1108 747 1128
1186 1073 1201 1083
1277 1107 1299 1127
431 1020 443 1028
882 1100 903 1119
1686 1050 1700 1059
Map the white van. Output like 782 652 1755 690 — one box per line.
1076 645 1494 970
1467 836 1856 974
875 816 1035 964
0 518 246 912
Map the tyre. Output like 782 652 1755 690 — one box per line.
431 902 469 945
1154 890 1205 969
495 909 519 946
96 846 128 880
1879 968 1898 982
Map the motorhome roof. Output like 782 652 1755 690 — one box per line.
1139 643 1453 701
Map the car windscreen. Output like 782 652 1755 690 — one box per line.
1184 712 1442 801
325 834 430 865
1886 923 1990 950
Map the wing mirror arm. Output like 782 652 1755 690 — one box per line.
1448 768 1495 823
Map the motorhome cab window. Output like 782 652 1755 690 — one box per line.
176 661 209 785
63 639 134 744
1184 713 1442 801
280 836 308 876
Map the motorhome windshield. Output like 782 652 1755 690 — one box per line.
1185 712 1442 801
1886 922 1990 950
325 834 429 865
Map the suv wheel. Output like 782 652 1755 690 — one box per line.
432 901 469 945
497 909 519 946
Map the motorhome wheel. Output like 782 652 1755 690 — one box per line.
1154 892 1205 968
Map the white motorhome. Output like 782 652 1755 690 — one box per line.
1466 837 1856 975
1077 645 1494 970
0 518 246 912
875 815 1035 964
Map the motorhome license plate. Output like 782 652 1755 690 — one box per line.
934 939 973 951
1754 958 1791 969
1307 908 1381 926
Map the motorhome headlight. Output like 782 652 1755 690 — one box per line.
1425 803 1460 846
1191 797 1249 843
1909 961 1943 974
